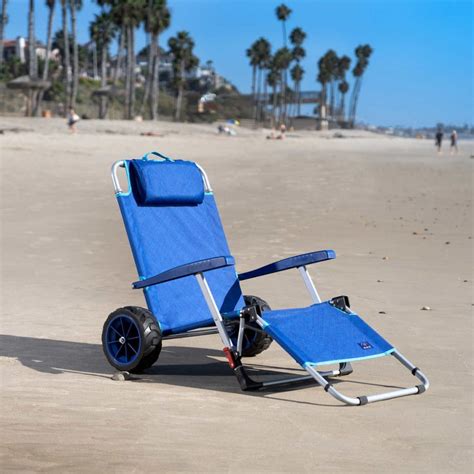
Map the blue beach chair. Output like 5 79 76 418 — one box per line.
103 152 429 406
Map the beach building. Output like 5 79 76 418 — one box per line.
1 36 49 64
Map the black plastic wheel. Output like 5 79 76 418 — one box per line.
102 306 162 373
230 295 273 357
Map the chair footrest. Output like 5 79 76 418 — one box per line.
261 301 394 367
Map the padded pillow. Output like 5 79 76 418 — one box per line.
129 159 205 206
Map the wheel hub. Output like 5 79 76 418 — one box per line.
119 336 126 345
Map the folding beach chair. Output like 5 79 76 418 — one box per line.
103 152 429 406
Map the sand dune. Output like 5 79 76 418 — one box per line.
0 117 472 472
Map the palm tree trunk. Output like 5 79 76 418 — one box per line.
251 65 256 100
61 0 71 110
0 0 8 67
279 70 286 124
42 3 54 82
92 42 98 79
348 78 358 125
27 0 38 116
350 77 363 126
129 24 136 119
348 77 358 125
272 84 277 128
298 81 302 115
99 43 107 119
340 93 346 122
28 0 37 79
255 67 261 122
70 0 79 108
175 60 185 121
124 25 131 119
262 71 268 124
251 64 257 121
150 33 160 120
113 27 125 84
34 0 55 115
139 31 152 116
329 80 335 120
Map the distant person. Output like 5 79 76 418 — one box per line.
67 108 80 133
450 130 458 154
266 129 276 140
279 123 287 139
435 130 443 153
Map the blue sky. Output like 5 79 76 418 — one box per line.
5 0 473 127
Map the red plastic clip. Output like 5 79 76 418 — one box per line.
223 347 235 369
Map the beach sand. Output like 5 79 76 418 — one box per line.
0 117 472 472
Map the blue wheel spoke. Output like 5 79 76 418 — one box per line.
107 339 120 345
120 318 125 337
127 343 137 355
115 344 123 358
127 336 139 340
110 326 122 338
125 320 133 337
124 343 128 360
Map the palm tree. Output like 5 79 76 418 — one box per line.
246 41 259 118
267 58 280 128
273 46 291 123
348 44 373 127
253 37 271 122
69 0 82 108
290 63 304 117
317 53 331 122
323 50 338 120
90 11 115 118
141 0 170 120
275 4 292 123
258 39 272 123
140 0 153 115
0 0 8 67
26 0 37 116
275 3 292 46
28 0 37 80
289 27 306 117
168 31 198 121
111 0 146 119
97 0 125 84
335 55 350 122
34 0 56 115
338 80 349 122
289 27 306 49
60 0 71 109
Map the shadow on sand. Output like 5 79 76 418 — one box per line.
0 334 404 407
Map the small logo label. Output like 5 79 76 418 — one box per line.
359 341 373 350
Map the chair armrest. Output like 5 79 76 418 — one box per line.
133 256 235 289
238 250 335 281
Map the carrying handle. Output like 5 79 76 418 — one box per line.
141 151 175 162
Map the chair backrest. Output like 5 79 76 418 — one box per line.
115 156 244 335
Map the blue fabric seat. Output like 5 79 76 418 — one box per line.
261 302 394 367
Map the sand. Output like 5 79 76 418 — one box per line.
0 117 472 473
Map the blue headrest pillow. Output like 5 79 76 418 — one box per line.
129 159 205 206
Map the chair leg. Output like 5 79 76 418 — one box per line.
304 350 429 406
231 358 354 392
